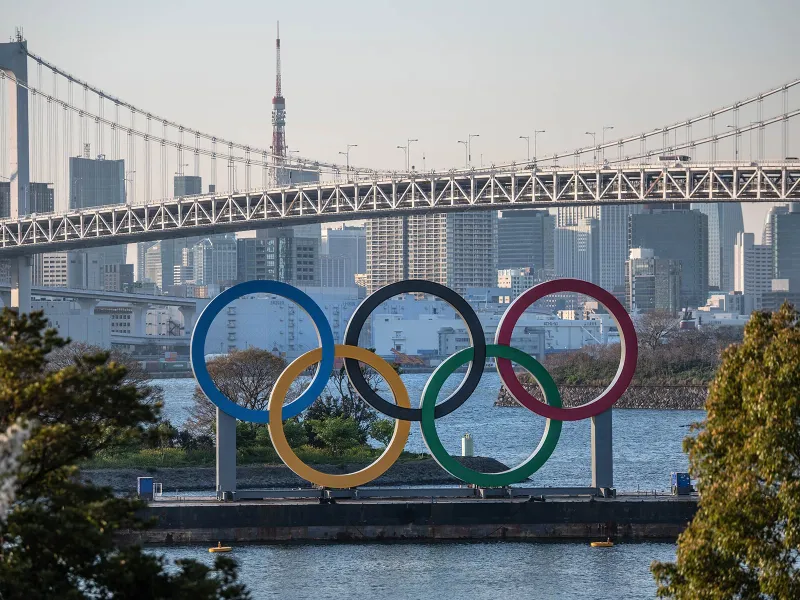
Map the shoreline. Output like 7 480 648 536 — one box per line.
496 384 707 410
84 456 511 493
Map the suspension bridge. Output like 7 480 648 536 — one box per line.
1 32 800 311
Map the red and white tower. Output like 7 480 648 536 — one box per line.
271 22 287 185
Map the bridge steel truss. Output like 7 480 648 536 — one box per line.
1 162 798 256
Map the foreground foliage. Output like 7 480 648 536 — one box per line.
0 310 249 599
651 304 800 599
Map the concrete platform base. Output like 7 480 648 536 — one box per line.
126 496 698 545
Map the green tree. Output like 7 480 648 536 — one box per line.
308 416 361 456
369 419 394 448
652 304 800 599
0 310 249 599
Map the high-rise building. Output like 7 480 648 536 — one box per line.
762 204 789 246
320 225 366 288
691 203 744 292
629 209 709 308
39 253 68 287
733 232 773 310
497 209 554 272
193 235 237 287
68 156 126 289
144 243 163 289
597 205 642 293
366 217 407 294
69 156 125 209
557 204 641 293
365 212 498 295
625 248 682 315
0 181 55 217
174 175 202 197
255 225 321 287
773 203 800 288
237 237 278 283
554 218 599 283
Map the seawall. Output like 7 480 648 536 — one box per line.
124 496 697 544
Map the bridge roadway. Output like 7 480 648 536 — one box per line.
1 162 798 256
0 283 197 307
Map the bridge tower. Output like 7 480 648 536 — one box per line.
271 22 287 186
0 29 31 312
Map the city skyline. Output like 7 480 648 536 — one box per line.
4 0 800 236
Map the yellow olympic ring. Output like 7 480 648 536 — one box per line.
268 344 411 489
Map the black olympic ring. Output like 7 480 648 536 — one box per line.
343 279 487 421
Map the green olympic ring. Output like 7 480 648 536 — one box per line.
420 344 562 487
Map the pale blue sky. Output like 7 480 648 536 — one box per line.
3 0 800 234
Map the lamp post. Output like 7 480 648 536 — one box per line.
457 141 468 169
727 125 739 161
338 144 357 181
602 126 614 162
585 131 596 163
534 130 545 162
397 145 408 171
125 170 136 205
407 139 418 171
468 134 479 168
519 136 530 162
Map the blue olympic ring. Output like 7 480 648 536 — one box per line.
190 280 335 423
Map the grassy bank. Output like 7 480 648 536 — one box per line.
83 445 427 469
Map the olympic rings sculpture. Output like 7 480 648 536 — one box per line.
190 278 638 489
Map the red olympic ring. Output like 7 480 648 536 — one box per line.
495 278 638 421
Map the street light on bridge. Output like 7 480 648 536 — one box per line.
468 134 479 168
338 144 357 181
602 126 614 162
407 139 419 171
457 141 468 169
727 125 740 161
397 145 408 171
585 131 596 164
519 136 530 162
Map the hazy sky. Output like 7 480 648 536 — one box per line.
3 0 800 235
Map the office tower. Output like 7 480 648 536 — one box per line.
144 243 163 289
597 205 642 293
497 209 554 272
193 235 238 286
255 225 321 287
762 204 789 246
366 217 407 294
691 203 744 292
174 175 202 197
554 218 599 283
237 237 278 282
556 206 599 227
136 241 158 282
629 209 709 308
69 156 125 209
1 181 55 216
733 232 773 310
39 253 69 287
557 204 641 292
158 236 201 289
773 203 800 288
365 212 498 295
625 248 682 315
68 155 126 288
323 225 366 270
320 225 366 288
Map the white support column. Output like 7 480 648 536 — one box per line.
131 305 146 337
10 256 31 314
77 297 98 315
216 407 237 498
591 409 613 493
1 41 32 313
178 305 196 335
